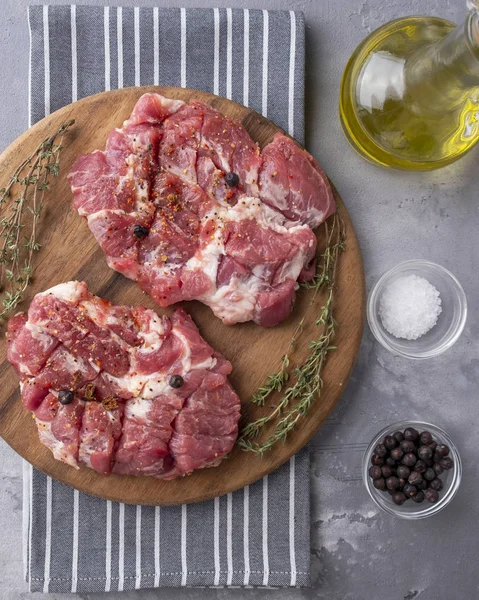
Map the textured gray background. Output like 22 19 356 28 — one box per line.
0 0 478 599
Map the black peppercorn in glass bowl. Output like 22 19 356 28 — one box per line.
363 421 462 519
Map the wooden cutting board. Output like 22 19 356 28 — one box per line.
0 86 365 505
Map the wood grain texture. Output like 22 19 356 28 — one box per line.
0 87 365 505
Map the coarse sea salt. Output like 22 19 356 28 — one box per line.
379 274 442 340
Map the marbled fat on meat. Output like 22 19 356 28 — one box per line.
6 281 241 478
259 133 336 228
68 93 336 327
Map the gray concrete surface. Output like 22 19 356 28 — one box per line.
0 0 478 598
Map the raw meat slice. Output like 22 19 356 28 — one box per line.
7 281 240 478
69 93 183 217
28 282 131 377
68 93 336 326
33 393 85 468
168 377 239 476
113 396 180 477
123 92 185 127
7 313 58 377
170 308 219 370
134 331 184 375
33 346 99 399
259 133 336 228
194 100 262 201
79 401 123 475
87 211 142 262
159 104 203 183
255 280 297 328
69 151 125 216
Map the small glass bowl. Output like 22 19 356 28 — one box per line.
367 260 467 359
363 421 462 519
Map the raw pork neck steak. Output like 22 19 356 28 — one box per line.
69 93 335 327
7 281 240 479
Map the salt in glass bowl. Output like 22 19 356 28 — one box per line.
367 260 467 359
363 421 462 520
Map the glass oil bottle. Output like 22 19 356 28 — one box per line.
340 7 479 170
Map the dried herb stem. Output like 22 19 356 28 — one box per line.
0 120 74 320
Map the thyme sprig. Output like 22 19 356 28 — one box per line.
0 119 74 320
238 213 345 455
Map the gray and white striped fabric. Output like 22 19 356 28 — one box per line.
25 5 310 593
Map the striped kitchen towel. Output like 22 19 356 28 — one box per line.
25 5 310 593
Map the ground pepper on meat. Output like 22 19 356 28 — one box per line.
84 383 97 402
102 396 119 411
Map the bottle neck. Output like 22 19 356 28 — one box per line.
405 11 479 113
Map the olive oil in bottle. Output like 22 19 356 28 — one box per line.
340 10 479 170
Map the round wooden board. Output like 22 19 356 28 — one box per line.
0 87 365 505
